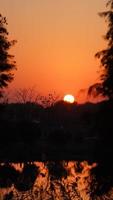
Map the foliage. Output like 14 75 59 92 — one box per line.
14 87 40 104
14 88 59 108
0 14 16 95
39 91 59 108
14 164 39 191
47 161 67 180
88 0 113 99
0 164 19 188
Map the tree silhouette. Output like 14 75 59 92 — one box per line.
88 0 113 99
0 14 16 96
14 87 40 104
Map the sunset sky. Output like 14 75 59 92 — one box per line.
1 0 107 102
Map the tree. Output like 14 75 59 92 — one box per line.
0 14 16 96
14 87 40 104
39 92 59 108
88 0 113 99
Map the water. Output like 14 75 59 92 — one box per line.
0 161 112 200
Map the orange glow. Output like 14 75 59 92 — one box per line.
0 0 106 103
64 94 75 103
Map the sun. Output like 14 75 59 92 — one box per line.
63 94 75 103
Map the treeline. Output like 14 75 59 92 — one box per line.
0 99 113 162
0 99 101 149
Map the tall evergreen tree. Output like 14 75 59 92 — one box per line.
88 0 113 99
0 14 16 95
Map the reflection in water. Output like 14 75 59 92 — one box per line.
0 161 113 200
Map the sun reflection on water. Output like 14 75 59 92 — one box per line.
0 161 99 200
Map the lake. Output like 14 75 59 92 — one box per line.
0 160 113 200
